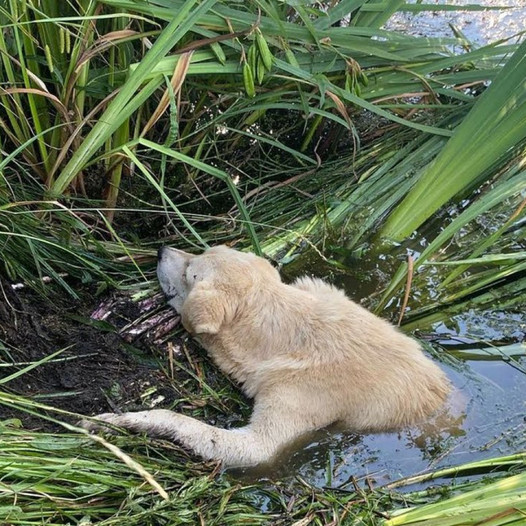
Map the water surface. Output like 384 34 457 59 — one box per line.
244 248 526 488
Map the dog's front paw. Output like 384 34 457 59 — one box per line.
78 413 123 433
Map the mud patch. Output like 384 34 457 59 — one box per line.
0 278 180 431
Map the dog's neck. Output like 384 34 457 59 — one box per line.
196 281 318 396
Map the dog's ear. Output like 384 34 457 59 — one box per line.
181 282 236 335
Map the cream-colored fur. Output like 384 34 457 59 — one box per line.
82 245 450 467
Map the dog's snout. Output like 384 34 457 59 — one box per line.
157 246 166 262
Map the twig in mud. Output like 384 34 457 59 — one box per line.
120 310 179 342
182 340 198 374
0 353 98 367
168 341 176 380
397 254 414 327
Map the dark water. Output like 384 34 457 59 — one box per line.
243 247 526 489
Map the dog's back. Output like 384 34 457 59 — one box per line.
288 275 450 430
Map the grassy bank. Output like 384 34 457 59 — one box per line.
1 382 526 525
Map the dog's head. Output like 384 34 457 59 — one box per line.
157 245 279 335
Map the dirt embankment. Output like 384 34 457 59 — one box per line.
0 278 179 430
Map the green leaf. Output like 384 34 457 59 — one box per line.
50 0 217 194
381 40 526 241
376 170 526 312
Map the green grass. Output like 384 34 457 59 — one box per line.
386 470 526 526
1 395 525 525
1 0 524 296
380 38 526 241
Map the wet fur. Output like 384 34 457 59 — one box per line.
82 245 450 467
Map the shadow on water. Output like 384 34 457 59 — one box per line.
232 243 526 489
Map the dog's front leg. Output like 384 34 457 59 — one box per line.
81 410 279 467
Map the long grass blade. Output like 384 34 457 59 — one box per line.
381 40 526 241
50 0 217 194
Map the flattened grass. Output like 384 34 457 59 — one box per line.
1 404 525 525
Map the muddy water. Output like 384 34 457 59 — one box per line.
241 250 526 488
275 357 526 488
235 5 526 485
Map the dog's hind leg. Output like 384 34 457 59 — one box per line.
81 402 310 467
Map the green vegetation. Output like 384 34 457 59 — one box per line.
1 0 525 523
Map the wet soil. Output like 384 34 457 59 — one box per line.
0 277 180 431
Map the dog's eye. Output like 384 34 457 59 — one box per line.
185 266 198 286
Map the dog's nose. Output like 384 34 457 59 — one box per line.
157 246 166 261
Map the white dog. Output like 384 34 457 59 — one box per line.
82 245 450 467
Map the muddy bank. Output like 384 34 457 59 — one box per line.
0 279 181 430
